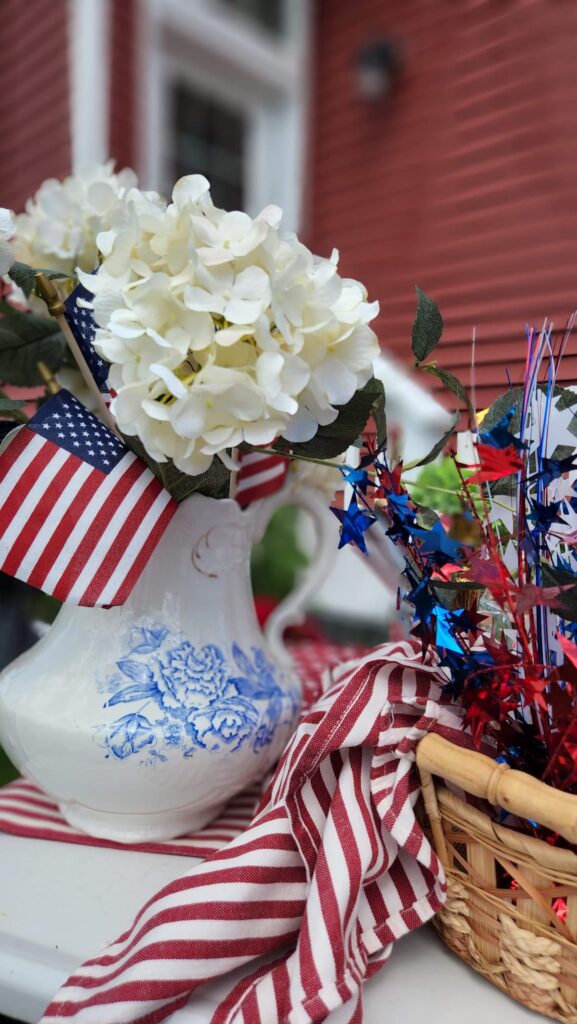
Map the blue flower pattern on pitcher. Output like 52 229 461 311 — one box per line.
100 626 296 762
158 643 229 710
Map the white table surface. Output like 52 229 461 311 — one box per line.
0 832 543 1023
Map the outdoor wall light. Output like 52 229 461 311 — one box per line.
355 38 403 101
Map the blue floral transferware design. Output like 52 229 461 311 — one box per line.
98 625 298 762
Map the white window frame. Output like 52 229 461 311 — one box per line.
138 0 311 231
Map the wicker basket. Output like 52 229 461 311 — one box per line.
417 734 577 1022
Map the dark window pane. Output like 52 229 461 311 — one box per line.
170 84 246 211
219 0 284 35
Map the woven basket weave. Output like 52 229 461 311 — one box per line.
417 734 577 1022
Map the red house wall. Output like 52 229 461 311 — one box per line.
109 0 138 173
0 0 137 217
0 0 71 213
308 0 577 408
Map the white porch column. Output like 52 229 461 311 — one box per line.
69 0 111 170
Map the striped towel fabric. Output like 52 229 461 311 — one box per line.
41 639 466 1024
0 778 263 858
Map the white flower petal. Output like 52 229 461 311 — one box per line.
243 421 284 445
149 363 188 398
172 175 211 209
141 398 172 421
224 296 266 325
171 396 207 439
184 285 223 315
173 447 214 476
0 236 13 276
215 326 253 347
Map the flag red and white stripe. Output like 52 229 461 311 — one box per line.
0 390 176 607
42 639 467 1024
234 451 289 506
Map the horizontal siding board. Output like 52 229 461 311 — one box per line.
0 0 70 211
308 0 577 404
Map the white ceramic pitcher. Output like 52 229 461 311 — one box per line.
0 482 335 842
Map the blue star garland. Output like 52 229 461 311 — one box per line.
331 497 377 554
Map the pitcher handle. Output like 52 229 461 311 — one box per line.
249 484 336 666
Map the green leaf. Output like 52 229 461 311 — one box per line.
373 382 387 449
554 386 577 412
540 563 577 621
416 506 441 529
482 385 577 438
481 387 523 435
0 387 27 424
120 431 231 502
8 261 67 298
404 412 459 471
0 310 67 385
157 457 231 502
412 287 443 363
8 262 39 297
0 397 25 412
550 444 575 462
419 362 475 420
287 377 385 461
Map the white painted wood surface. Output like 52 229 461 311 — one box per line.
0 832 540 1023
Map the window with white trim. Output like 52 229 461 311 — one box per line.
219 0 285 35
171 84 246 210
141 0 309 231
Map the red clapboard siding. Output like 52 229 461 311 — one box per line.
0 0 71 213
109 0 138 173
308 0 577 409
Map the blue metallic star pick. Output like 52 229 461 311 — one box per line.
386 492 415 519
405 575 438 624
528 455 577 489
411 520 466 564
528 498 566 535
331 497 377 554
479 406 525 451
339 465 371 492
435 606 467 654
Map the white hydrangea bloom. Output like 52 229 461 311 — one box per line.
0 208 14 275
86 174 380 477
12 162 139 276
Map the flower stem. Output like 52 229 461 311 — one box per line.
245 446 345 469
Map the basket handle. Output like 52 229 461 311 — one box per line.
417 733 577 845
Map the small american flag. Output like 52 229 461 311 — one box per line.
64 283 113 403
235 450 290 506
0 390 176 606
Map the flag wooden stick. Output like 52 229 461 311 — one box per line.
35 273 117 433
36 360 61 396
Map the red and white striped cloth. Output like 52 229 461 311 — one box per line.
42 639 467 1024
0 778 262 858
